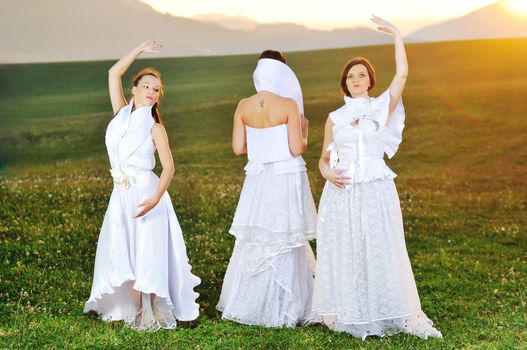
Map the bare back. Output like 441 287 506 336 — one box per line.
232 91 307 157
240 91 292 128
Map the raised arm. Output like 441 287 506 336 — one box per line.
371 15 408 116
133 124 174 218
286 99 307 156
232 100 247 155
108 40 163 115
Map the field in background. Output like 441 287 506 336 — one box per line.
0 38 526 349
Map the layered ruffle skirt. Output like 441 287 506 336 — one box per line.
217 164 317 327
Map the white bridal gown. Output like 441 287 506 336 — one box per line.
217 124 317 327
217 58 318 327
313 90 442 339
84 100 200 331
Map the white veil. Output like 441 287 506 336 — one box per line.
252 58 304 116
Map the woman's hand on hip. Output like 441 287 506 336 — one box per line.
133 197 160 218
323 168 352 188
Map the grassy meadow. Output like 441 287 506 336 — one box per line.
0 38 526 349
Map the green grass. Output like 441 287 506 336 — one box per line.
1 38 526 349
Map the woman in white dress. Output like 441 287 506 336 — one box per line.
312 16 442 339
217 50 317 327
84 41 200 331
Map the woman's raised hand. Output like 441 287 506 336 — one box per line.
371 15 401 36
108 40 164 115
371 15 408 116
139 40 163 53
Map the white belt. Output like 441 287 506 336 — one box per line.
328 141 389 188
244 157 305 176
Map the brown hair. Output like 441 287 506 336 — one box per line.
258 50 287 64
132 67 164 124
340 57 376 97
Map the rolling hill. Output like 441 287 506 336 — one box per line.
408 1 527 42
0 0 390 63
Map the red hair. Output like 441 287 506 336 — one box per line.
340 57 376 97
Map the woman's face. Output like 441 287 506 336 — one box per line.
132 75 161 107
346 64 370 97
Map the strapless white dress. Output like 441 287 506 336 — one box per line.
217 124 317 327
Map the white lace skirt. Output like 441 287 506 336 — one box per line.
313 179 442 339
84 175 200 331
217 165 317 327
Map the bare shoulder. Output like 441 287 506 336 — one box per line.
277 96 298 116
325 115 335 126
237 97 249 109
262 92 290 103
281 96 297 109
237 97 256 112
151 123 167 137
235 98 249 120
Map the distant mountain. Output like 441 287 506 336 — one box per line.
0 0 391 63
408 1 527 42
193 13 260 31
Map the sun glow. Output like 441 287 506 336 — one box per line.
504 0 527 16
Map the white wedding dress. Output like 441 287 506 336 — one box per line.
84 100 200 331
217 58 318 327
313 90 442 339
217 124 317 327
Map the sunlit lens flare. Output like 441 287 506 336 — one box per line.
504 0 527 16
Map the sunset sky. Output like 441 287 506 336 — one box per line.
137 0 523 34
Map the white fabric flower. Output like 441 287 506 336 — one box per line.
110 168 135 189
